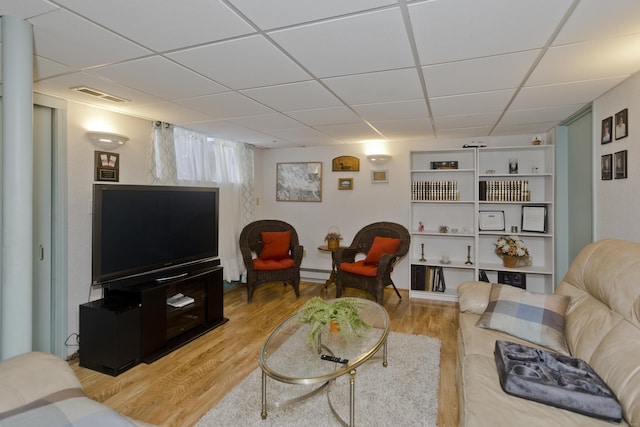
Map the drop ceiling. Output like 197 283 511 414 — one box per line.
2 0 640 148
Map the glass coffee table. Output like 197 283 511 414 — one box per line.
259 298 389 427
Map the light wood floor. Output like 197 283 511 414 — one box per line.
71 282 459 426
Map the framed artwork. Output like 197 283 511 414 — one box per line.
615 108 628 140
276 162 322 202
332 156 360 171
601 154 613 180
521 205 548 233
601 117 612 144
479 211 505 231
94 151 119 182
338 178 353 190
615 150 627 179
371 170 388 183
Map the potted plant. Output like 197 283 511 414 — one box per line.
494 235 530 268
324 226 343 250
298 297 371 349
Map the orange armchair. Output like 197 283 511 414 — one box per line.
335 222 410 304
239 220 303 303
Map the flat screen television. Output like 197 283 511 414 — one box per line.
92 184 219 286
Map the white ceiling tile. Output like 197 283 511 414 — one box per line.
174 92 275 119
434 112 502 129
0 1 58 22
500 104 585 125
286 107 361 126
422 51 540 97
34 56 74 80
323 69 423 105
91 57 227 100
369 118 434 141
409 0 574 65
528 34 640 86
120 101 211 124
265 127 342 146
437 126 493 138
431 90 514 117
54 0 254 51
513 77 628 110
269 8 414 78
227 113 304 131
492 122 558 136
167 35 310 90
29 9 150 69
554 0 640 45
353 100 429 121
228 0 396 30
314 122 383 143
240 81 342 111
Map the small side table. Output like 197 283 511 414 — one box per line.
317 244 346 290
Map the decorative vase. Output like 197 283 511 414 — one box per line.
330 320 341 333
502 256 518 268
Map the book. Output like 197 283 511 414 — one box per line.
167 293 195 308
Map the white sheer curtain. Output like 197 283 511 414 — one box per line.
172 126 255 282
148 121 177 185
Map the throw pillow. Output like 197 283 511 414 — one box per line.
259 231 291 260
476 283 570 354
363 236 401 265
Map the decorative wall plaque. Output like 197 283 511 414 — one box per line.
95 151 120 182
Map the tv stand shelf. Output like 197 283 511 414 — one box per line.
80 265 227 375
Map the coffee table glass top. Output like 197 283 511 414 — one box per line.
259 298 389 384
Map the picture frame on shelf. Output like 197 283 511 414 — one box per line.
338 177 353 190
601 154 612 180
430 160 458 170
276 162 322 202
601 116 612 144
371 170 388 183
521 205 547 233
479 211 505 231
614 150 627 179
615 108 628 140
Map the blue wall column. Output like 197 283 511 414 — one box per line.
1 16 34 359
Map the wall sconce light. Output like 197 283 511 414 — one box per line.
86 131 129 150
367 154 391 164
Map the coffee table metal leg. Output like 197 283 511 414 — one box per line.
383 339 388 367
349 368 357 427
261 370 267 419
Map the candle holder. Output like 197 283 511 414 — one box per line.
419 243 426 262
465 245 473 265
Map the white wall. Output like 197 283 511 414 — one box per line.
66 102 152 342
593 72 640 241
259 135 540 291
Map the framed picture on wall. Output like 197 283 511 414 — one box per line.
615 108 628 140
338 178 353 190
276 162 322 202
371 170 388 183
601 154 613 180
601 116 612 144
615 150 627 179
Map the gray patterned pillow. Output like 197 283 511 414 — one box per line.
476 283 570 354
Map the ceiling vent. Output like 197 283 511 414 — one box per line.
71 86 129 103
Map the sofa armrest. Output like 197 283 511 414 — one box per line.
457 281 491 314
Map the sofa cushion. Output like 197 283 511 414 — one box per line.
476 283 570 354
259 231 291 260
363 236 401 265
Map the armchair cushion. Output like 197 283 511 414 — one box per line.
259 231 291 260
339 260 378 277
363 236 401 265
253 257 295 271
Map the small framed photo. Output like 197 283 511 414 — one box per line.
601 116 612 144
521 205 548 233
371 170 388 183
601 154 613 180
614 150 627 179
615 108 628 140
479 211 505 231
95 151 120 182
338 178 353 190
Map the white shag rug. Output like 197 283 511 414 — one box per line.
195 332 440 427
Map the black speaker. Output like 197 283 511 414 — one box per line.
79 297 141 376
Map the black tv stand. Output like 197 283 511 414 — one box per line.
80 265 227 375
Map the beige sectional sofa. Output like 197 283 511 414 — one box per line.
0 351 155 426
457 239 640 426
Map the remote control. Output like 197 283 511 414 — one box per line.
321 354 348 364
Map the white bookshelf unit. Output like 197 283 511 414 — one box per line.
409 145 554 302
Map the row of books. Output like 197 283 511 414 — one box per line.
410 264 446 292
479 180 531 202
411 180 460 201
